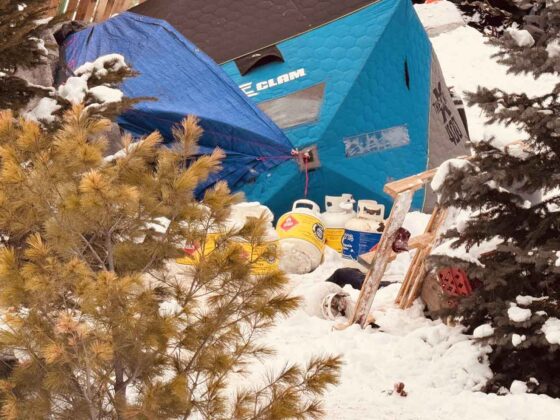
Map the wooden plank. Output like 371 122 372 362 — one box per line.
108 0 135 19
384 154 472 199
396 247 429 307
395 207 443 305
335 190 414 330
383 168 438 199
358 232 435 267
65 0 81 17
396 207 448 308
75 0 97 21
94 0 114 21
404 263 429 308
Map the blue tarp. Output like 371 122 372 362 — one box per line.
64 12 294 192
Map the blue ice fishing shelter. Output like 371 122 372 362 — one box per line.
65 0 469 215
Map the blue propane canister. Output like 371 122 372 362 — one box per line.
342 200 385 262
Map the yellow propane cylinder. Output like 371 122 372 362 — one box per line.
276 199 326 274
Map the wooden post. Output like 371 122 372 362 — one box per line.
75 0 98 22
407 211 448 308
64 0 81 18
109 0 135 19
94 0 115 21
396 206 448 309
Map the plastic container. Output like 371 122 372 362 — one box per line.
292 281 354 320
322 194 355 253
177 202 279 275
276 199 326 274
231 202 279 275
342 200 385 263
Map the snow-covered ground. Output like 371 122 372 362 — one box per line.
430 17 557 147
250 3 560 419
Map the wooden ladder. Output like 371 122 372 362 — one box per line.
336 167 447 330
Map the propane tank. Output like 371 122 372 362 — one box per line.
342 200 385 264
230 202 279 275
177 202 279 275
292 281 354 320
322 194 355 253
276 199 326 274
230 202 274 224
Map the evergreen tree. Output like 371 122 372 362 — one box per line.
431 0 560 397
0 0 138 126
0 108 340 418
0 0 55 111
450 0 535 35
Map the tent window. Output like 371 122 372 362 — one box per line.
257 83 325 130
404 59 410 90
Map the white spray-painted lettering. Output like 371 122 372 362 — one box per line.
239 68 307 97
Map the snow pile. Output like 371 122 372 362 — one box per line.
473 324 494 338
89 85 124 104
57 76 88 104
431 235 502 267
431 158 472 193
414 0 465 37
430 26 557 145
510 380 529 395
23 54 128 125
508 305 532 323
24 97 61 123
516 295 548 306
74 54 127 80
257 286 494 418
62 55 127 106
546 39 560 58
504 141 530 160
507 28 535 48
512 334 526 347
541 317 560 345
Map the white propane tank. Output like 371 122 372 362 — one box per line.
230 202 274 224
276 199 326 274
342 200 385 264
293 281 355 320
322 194 355 253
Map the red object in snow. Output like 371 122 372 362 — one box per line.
392 227 411 253
438 267 473 297
366 227 411 254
